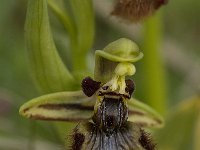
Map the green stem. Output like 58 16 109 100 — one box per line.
142 13 167 115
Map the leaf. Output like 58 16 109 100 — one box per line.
47 0 76 41
25 0 75 93
155 96 200 150
69 0 95 72
128 98 164 128
19 91 94 121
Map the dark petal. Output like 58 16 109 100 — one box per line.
125 79 135 96
81 77 101 97
154 0 168 9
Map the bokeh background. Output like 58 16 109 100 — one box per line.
0 0 200 149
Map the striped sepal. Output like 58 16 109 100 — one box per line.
19 91 94 121
128 98 164 128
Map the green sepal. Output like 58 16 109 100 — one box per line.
25 0 75 93
94 56 118 83
128 98 164 128
96 38 143 63
94 38 143 83
19 91 94 121
47 0 76 45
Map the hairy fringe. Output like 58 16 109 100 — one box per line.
139 129 156 150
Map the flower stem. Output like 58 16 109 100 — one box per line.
141 13 167 115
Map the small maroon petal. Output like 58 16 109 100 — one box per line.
81 77 101 97
125 79 135 96
154 0 168 9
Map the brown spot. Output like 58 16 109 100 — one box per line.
129 110 145 116
135 122 149 127
139 129 156 150
81 77 101 97
29 114 90 122
71 127 85 150
23 107 30 113
154 117 162 125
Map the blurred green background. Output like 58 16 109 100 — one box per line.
0 0 200 150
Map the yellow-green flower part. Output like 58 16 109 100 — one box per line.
94 38 143 86
95 38 143 63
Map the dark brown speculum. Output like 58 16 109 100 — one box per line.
93 97 128 135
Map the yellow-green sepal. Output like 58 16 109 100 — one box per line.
94 38 143 83
19 91 94 121
96 38 143 63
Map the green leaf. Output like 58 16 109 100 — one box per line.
19 91 94 121
155 96 200 150
25 0 75 93
128 98 164 128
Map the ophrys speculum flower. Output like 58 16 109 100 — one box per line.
19 38 164 150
